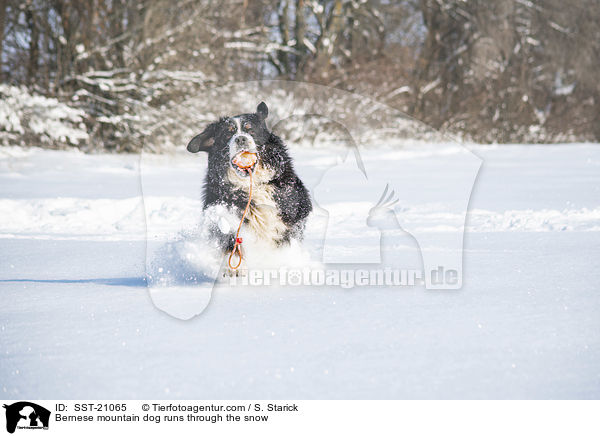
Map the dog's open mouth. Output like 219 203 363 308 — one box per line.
231 151 258 177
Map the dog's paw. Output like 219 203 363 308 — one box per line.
222 268 247 278
221 264 249 281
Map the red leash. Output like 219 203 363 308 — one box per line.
228 169 253 270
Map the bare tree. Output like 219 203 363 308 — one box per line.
0 0 6 75
1 0 598 149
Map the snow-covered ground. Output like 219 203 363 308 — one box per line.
1 143 599 399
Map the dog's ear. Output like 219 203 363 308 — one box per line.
187 123 217 153
257 101 268 120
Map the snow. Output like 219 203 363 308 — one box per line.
554 74 576 96
1 143 600 398
0 86 89 147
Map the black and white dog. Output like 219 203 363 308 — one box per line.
187 102 312 260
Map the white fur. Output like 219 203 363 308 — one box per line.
228 116 257 160
227 165 287 245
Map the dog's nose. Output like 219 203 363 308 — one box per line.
235 136 248 146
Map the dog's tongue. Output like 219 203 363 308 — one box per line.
233 151 257 169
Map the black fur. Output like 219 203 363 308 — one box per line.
187 102 312 252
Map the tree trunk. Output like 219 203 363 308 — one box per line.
0 0 7 76
110 0 125 70
277 0 291 75
26 1 40 86
53 0 73 90
294 0 306 77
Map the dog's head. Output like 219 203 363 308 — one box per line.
187 102 270 178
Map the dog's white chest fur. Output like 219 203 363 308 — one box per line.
227 166 287 244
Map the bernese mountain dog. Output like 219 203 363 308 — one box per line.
187 102 312 267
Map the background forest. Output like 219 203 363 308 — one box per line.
0 0 598 151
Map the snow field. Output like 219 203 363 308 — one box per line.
1 143 599 398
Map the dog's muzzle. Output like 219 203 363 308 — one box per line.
229 133 258 177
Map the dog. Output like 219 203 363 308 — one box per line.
187 102 312 263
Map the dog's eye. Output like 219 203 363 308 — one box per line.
243 122 252 131
228 124 235 132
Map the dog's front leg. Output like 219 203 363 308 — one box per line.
223 251 248 279
204 205 249 279
214 231 248 278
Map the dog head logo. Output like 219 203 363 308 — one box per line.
3 402 50 434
